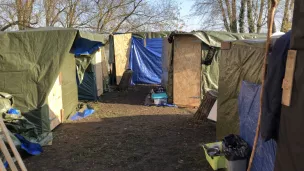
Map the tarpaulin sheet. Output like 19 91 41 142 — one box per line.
77 71 98 101
129 37 163 84
239 81 276 171
0 28 78 134
217 40 265 140
261 31 291 141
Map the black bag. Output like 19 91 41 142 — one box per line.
223 134 251 161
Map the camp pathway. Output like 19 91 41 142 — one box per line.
24 85 215 171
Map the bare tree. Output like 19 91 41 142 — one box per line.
281 0 293 32
0 0 38 31
192 0 285 33
239 0 246 33
15 0 36 30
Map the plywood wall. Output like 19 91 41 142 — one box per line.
114 33 132 84
173 35 201 107
161 38 172 87
48 73 63 130
93 49 104 96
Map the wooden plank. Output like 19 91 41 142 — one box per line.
0 117 27 171
0 136 17 171
221 42 231 50
93 49 104 96
114 33 132 85
282 50 297 106
0 158 7 171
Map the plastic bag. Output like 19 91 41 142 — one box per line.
223 134 251 161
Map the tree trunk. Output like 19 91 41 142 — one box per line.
15 0 35 30
257 0 265 33
231 0 237 32
281 0 290 32
218 0 230 32
247 0 255 33
239 0 246 33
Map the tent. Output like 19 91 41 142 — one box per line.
217 39 266 139
0 28 104 142
165 31 266 107
74 33 109 101
108 32 171 85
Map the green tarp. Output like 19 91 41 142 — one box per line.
0 28 78 135
168 31 266 101
217 40 265 139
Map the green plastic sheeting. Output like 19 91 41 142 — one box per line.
167 31 266 102
0 28 78 136
217 40 265 140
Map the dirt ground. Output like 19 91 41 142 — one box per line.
24 85 216 171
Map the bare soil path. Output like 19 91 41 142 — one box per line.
24 85 215 171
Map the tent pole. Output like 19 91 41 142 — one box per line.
247 0 278 171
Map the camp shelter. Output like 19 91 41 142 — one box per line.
216 39 266 139
165 31 265 107
74 33 109 101
109 32 171 85
0 28 104 142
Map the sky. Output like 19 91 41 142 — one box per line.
176 0 201 31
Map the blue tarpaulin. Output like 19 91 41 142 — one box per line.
71 37 103 56
238 81 276 171
129 37 163 84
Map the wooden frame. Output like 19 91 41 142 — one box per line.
0 117 27 171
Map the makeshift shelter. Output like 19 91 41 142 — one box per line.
217 39 266 139
165 31 265 107
75 33 108 101
109 32 171 85
0 28 104 142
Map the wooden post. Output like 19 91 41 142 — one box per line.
0 159 6 171
247 0 278 171
0 137 18 171
0 117 27 171
282 50 297 106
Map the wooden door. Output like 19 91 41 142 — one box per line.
173 35 201 107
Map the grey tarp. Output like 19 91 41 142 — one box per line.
0 28 78 135
217 40 265 139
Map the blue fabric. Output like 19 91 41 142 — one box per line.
129 37 163 84
71 37 103 56
7 108 19 114
238 81 276 171
262 31 291 141
70 109 95 121
15 134 43 155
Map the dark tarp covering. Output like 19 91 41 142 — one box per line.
290 0 304 50
239 81 276 171
78 71 98 101
0 28 78 134
261 31 291 141
129 36 163 84
217 40 265 139
274 50 304 171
